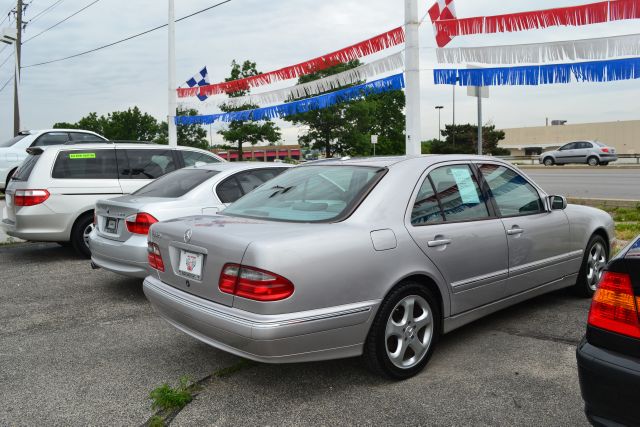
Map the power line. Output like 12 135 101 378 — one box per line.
23 0 232 68
23 0 100 44
0 75 13 92
0 51 13 68
28 0 64 24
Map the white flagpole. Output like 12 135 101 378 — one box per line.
404 0 422 156
168 0 178 147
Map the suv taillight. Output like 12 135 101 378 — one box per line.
14 189 50 206
219 263 294 302
126 213 158 235
147 242 165 272
588 271 640 339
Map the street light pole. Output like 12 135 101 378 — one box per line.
435 106 444 142
168 0 178 147
13 0 22 136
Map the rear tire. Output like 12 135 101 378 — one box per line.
363 282 441 380
71 213 94 259
573 235 608 298
543 157 554 167
587 156 599 167
4 168 16 193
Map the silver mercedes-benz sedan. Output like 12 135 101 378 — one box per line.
143 155 614 379
89 162 291 278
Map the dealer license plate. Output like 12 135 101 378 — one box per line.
105 218 118 234
179 250 203 280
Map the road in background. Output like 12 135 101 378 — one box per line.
525 168 640 200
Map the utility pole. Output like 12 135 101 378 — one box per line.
13 0 22 136
477 93 483 155
404 0 422 156
168 0 177 146
435 106 444 142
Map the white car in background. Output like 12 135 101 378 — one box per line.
0 129 108 191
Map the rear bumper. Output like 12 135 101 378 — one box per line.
1 205 72 242
598 154 618 163
143 275 378 363
89 231 149 278
577 338 640 427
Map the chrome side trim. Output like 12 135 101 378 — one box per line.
451 269 509 293
509 250 583 277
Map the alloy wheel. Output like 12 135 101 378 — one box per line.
385 295 433 370
83 223 94 249
586 242 607 291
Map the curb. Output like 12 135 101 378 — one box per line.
568 197 640 209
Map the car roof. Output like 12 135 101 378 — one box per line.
37 142 211 150
186 162 294 173
21 129 103 135
300 155 508 168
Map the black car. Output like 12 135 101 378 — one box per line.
577 235 640 427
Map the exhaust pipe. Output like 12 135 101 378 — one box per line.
91 262 101 270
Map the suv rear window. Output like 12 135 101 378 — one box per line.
223 166 385 222
52 150 118 179
133 169 219 198
11 154 41 181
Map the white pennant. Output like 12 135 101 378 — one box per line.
179 53 404 109
436 33 640 65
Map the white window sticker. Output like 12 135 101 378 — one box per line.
451 167 480 204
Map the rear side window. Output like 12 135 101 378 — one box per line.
52 150 118 179
69 132 107 143
133 169 219 198
118 149 177 180
479 164 543 217
216 168 288 203
11 154 41 181
32 132 70 147
181 150 220 167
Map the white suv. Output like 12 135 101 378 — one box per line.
1 143 224 257
0 129 108 191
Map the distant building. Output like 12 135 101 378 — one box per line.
212 145 302 162
499 119 640 156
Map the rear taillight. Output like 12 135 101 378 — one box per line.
219 263 294 302
601 148 610 153
147 242 165 272
126 213 158 235
588 271 640 339
14 189 50 206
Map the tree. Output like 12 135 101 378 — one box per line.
217 60 281 157
285 60 405 158
54 107 161 142
430 124 509 155
156 107 209 149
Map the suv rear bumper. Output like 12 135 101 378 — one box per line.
89 231 149 278
143 275 378 364
1 210 71 242
577 337 640 426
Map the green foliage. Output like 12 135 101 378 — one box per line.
217 60 282 155
148 415 164 427
285 60 406 158
429 124 508 155
156 108 209 149
149 376 193 411
422 139 438 154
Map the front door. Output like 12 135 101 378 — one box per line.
477 163 572 296
406 163 509 315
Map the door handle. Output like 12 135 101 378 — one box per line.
507 227 524 236
428 239 452 248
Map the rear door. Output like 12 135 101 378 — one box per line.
575 142 593 163
555 142 578 164
117 148 179 194
406 162 509 314
477 163 571 296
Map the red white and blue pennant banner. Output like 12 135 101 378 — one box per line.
177 27 405 99
431 0 640 47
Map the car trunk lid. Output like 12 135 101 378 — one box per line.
95 195 171 242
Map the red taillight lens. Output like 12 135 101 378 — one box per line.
126 213 158 235
601 148 610 153
14 189 50 206
219 263 294 302
588 271 640 339
147 242 165 272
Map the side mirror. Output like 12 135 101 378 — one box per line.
549 195 567 211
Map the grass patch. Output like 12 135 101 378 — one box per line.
601 206 640 223
148 415 164 427
616 222 640 242
149 376 194 412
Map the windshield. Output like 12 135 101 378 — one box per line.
133 168 219 198
223 165 386 222
0 135 27 148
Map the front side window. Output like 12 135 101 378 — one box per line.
52 150 118 179
33 132 70 147
133 169 219 198
119 149 176 180
181 150 221 167
411 177 444 225
426 165 489 223
479 164 543 217
559 143 576 151
223 166 385 222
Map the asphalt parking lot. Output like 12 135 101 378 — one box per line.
1 242 591 426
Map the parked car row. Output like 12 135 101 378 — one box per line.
2 144 634 425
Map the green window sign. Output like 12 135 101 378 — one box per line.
69 153 96 160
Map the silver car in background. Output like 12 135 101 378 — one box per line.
540 141 618 166
143 155 614 379
90 163 291 278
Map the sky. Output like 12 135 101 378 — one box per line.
0 0 639 144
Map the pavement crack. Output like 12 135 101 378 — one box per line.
497 329 580 346
142 359 254 427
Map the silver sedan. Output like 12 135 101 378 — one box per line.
143 156 614 379
89 162 291 278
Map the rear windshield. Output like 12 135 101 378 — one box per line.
0 135 27 148
133 168 219 198
11 154 41 181
223 165 386 222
